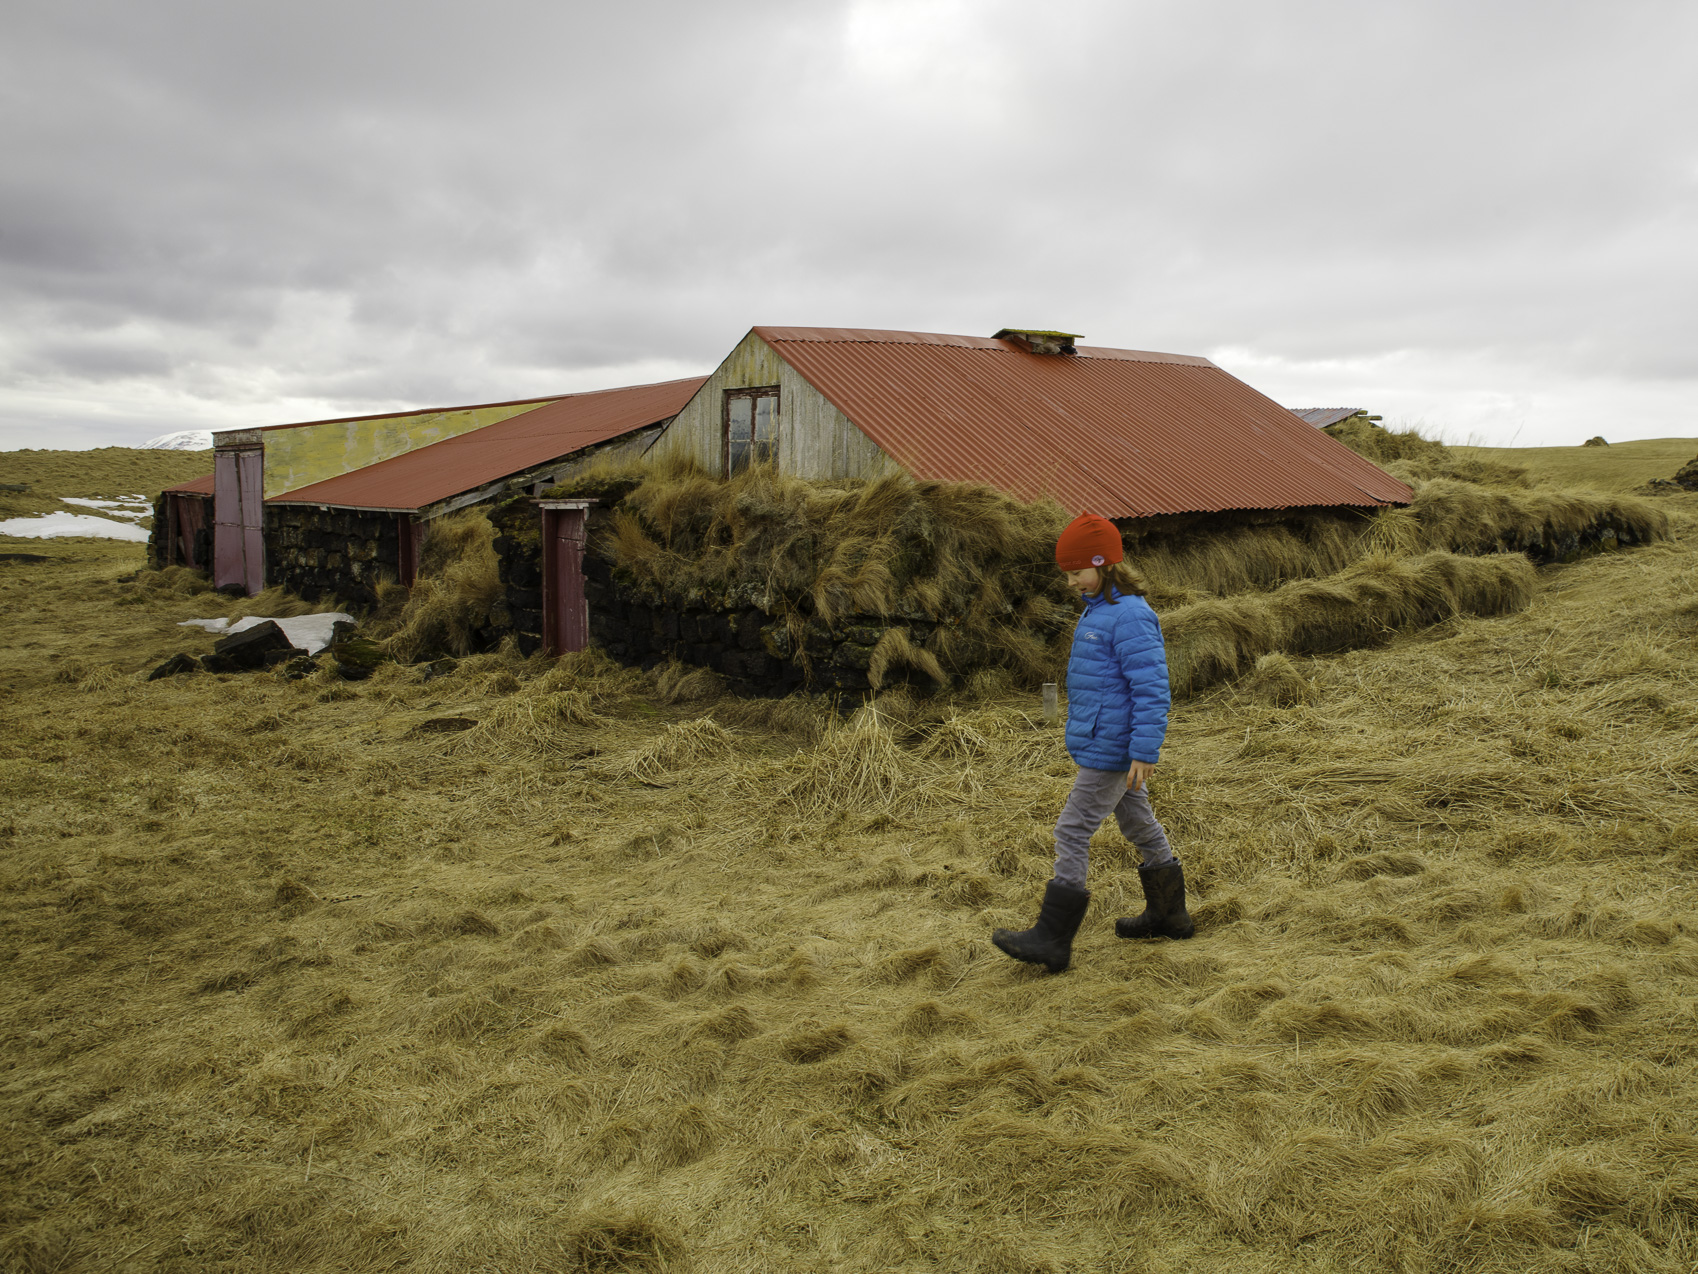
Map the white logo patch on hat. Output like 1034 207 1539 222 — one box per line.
1091 554 1105 566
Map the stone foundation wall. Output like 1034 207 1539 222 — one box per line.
488 495 940 693
266 506 401 606
146 495 172 571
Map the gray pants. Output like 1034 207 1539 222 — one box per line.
1052 766 1175 889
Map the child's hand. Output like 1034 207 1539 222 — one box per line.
1127 761 1154 792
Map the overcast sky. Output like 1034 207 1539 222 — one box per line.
3 0 1694 450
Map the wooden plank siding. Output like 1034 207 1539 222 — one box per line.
647 330 895 481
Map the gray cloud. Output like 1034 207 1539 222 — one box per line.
2 0 1694 450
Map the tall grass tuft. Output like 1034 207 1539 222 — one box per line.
1164 551 1537 697
371 509 502 662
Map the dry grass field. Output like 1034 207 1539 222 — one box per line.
3 447 1698 1273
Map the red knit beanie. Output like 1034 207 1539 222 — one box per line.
1055 512 1123 571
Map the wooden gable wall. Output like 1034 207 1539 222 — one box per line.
647 330 894 481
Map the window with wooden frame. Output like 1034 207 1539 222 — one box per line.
723 386 779 477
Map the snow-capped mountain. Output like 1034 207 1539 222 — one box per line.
139 430 214 450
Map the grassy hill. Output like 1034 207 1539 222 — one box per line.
1453 437 1695 493
0 446 214 532
1 448 1695 1273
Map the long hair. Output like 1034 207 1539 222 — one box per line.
1094 560 1148 604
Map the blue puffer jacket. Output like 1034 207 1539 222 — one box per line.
1064 586 1170 769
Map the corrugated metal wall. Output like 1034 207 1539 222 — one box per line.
648 331 894 481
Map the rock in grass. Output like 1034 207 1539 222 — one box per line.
1675 456 1698 491
1583 436 1609 447
327 636 386 681
198 653 236 673
213 620 294 670
263 646 310 667
147 652 199 681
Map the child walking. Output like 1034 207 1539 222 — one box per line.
992 512 1194 973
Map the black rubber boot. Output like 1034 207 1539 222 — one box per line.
992 879 1092 973
1114 861 1195 940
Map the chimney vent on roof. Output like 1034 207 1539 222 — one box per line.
994 328 1080 356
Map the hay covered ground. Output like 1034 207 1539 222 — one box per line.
4 458 1698 1272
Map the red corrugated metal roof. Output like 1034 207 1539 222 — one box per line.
753 328 1412 518
266 377 706 511
165 473 216 495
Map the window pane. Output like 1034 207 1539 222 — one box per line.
728 396 752 442
754 394 774 441
728 439 751 475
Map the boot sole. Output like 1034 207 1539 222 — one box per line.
1114 923 1194 941
991 931 1070 973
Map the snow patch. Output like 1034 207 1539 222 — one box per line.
0 512 151 542
64 497 152 519
140 430 215 451
179 613 355 655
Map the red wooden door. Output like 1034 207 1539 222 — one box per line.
181 496 208 569
542 505 588 655
396 514 425 587
169 494 208 568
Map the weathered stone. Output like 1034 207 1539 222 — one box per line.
328 637 386 681
833 642 878 670
214 620 294 670
842 624 884 646
278 655 318 680
1582 436 1609 447
199 653 237 674
330 619 359 645
735 609 765 650
1675 456 1698 491
760 622 793 659
147 652 199 681
264 647 311 667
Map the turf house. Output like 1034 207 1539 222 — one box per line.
490 326 1430 689
150 325 1665 695
148 379 706 603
